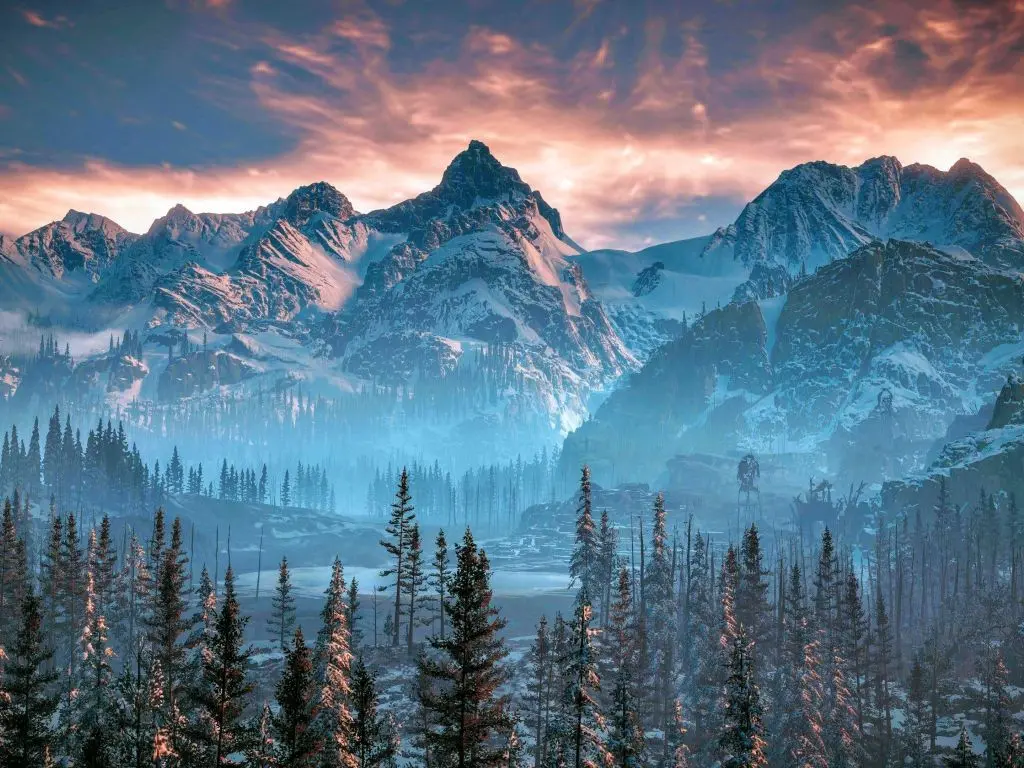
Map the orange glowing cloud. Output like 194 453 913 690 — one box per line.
0 0 1021 250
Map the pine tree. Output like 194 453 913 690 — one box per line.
526 616 553 767
312 557 356 768
196 566 254 765
665 699 690 768
146 515 192 738
569 466 599 604
0 592 59 766
898 657 930 768
605 569 645 768
351 657 399 768
867 587 894 764
274 626 319 767
269 556 297 653
281 470 291 508
63 569 117 764
945 724 979 768
736 524 770 653
403 523 426 654
247 704 276 768
560 590 608 768
646 492 676 734
976 642 1011 766
417 529 510 768
348 578 362 650
379 468 415 649
428 529 449 640
770 563 826 768
56 511 86 681
596 510 617 628
0 497 26 648
718 625 767 768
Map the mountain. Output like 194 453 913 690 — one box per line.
14 210 138 281
562 239 1024 485
4 149 1023 468
319 141 635 433
0 141 635 456
575 157 1024 360
568 235 748 357
718 155 1024 271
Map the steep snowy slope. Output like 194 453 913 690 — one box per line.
568 156 1024 359
15 210 138 281
322 141 635 432
569 236 749 356
563 240 1024 483
725 156 1024 271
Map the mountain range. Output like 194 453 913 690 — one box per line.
2 143 1023 477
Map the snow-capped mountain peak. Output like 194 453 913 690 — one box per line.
283 181 355 227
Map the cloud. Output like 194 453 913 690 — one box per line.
6 68 27 87
171 120 188 131
0 0 1022 250
21 9 72 29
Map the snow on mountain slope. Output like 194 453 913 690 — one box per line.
575 155 1024 360
570 235 749 357
14 210 138 282
563 239 1024 484
726 156 1024 271
318 141 635 433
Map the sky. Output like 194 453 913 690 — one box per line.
0 0 1022 251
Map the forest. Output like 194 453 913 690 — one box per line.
0 451 1017 768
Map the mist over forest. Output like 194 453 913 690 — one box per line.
1 131 1024 768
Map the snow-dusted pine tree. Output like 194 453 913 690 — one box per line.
312 557 357 768
268 555 297 653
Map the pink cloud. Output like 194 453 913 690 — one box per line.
0 0 1022 250
21 9 72 29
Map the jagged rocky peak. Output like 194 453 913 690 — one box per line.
436 139 533 208
147 203 199 235
60 209 131 236
283 181 355 227
370 139 572 243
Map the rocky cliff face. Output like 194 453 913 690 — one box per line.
720 156 1024 271
565 240 1024 483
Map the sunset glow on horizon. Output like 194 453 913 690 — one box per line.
1 0 1021 250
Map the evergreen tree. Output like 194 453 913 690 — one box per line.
718 626 767 768
569 466 599 605
379 468 415 649
269 556 297 653
0 497 26 648
945 724 980 768
247 704 276 768
312 557 356 768
403 523 426 654
146 515 192 740
428 529 449 640
348 578 362 650
736 524 770 654
196 566 254 766
0 592 59 766
417 529 510 768
605 569 645 768
898 657 931 768
665 699 690 768
596 510 617 628
526 616 553 768
350 657 399 768
560 590 608 768
274 626 319 767
64 569 117 765
646 492 676 734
